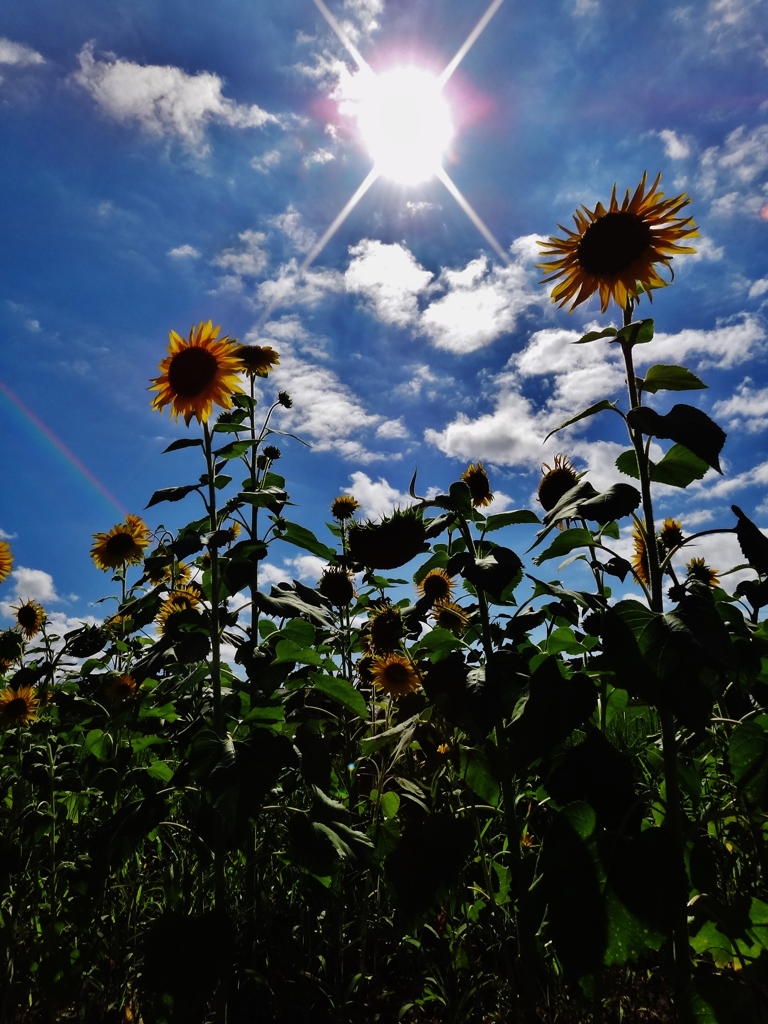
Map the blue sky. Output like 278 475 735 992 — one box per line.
1 0 767 633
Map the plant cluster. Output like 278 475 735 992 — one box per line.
0 177 767 1024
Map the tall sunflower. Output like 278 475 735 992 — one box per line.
13 600 45 640
91 514 150 572
538 172 698 313
150 321 244 425
0 685 38 727
0 541 12 585
370 653 421 698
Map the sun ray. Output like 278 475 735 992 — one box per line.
436 167 510 264
312 0 371 72
438 0 506 88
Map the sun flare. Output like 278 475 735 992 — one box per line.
355 67 453 185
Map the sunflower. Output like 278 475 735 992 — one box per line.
91 514 150 572
13 600 45 640
686 557 719 590
0 541 12 584
538 172 698 313
262 445 281 462
235 343 279 378
417 568 454 604
150 321 244 425
370 654 421 698
366 604 404 655
538 454 580 512
431 601 469 636
461 463 493 508
660 518 684 552
331 495 360 521
104 613 135 636
156 584 202 631
631 521 651 588
317 567 356 606
105 674 139 702
0 685 38 727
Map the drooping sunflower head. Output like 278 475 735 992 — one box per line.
538 172 698 314
235 343 279 379
331 495 360 521
150 320 245 426
13 600 45 641
431 601 469 636
631 521 651 588
370 653 421 699
538 454 580 512
105 674 139 702
156 584 203 632
686 557 719 590
91 515 151 572
418 568 455 604
461 463 494 508
348 509 427 570
317 567 356 606
366 603 404 655
660 518 684 552
0 541 12 585
0 685 38 727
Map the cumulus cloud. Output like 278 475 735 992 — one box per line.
345 239 433 327
0 38 45 66
698 124 768 215
425 314 766 471
749 277 768 298
713 380 768 432
269 206 317 254
212 230 268 279
244 327 390 463
656 128 692 160
257 258 344 310
167 244 201 259
344 471 414 519
73 42 278 151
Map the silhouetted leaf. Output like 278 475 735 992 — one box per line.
627 404 726 474
732 505 768 575
145 484 200 508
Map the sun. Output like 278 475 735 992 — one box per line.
355 67 453 186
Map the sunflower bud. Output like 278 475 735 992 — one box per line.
537 455 580 512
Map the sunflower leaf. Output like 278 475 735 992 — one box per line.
277 522 336 562
638 364 707 394
732 505 768 575
650 445 710 488
533 529 596 566
163 438 204 453
543 400 621 443
575 327 618 344
484 509 541 531
615 318 655 347
145 484 201 508
310 673 368 718
627 404 726 474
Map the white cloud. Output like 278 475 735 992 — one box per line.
258 553 328 588
705 0 768 61
693 459 768 499
714 381 768 432
642 315 766 369
167 244 201 259
376 418 409 439
25 318 41 332
656 129 692 160
748 276 768 298
73 42 278 151
212 230 268 278
257 258 344 310
251 149 282 173
0 38 45 66
269 206 317 254
344 471 414 519
303 148 334 168
345 239 433 327
406 200 439 216
698 124 768 214
4 567 59 604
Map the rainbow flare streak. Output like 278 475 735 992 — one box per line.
0 378 128 516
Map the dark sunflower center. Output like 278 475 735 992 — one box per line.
105 533 136 558
6 697 28 720
168 347 219 397
384 663 411 686
578 211 653 276
17 606 37 629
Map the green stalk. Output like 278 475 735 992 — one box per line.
620 299 691 1019
203 422 224 739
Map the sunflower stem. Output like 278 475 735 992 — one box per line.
621 300 691 1020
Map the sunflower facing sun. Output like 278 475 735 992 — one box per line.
538 172 698 314
150 321 244 425
91 515 151 572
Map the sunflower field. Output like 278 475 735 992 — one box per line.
1 177 767 1024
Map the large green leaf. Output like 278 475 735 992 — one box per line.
639 364 707 394
310 673 368 718
483 509 541 531
277 521 336 561
616 444 710 488
627 404 726 474
534 528 596 565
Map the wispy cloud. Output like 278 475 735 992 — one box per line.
167 244 201 259
0 38 45 66
73 42 279 151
